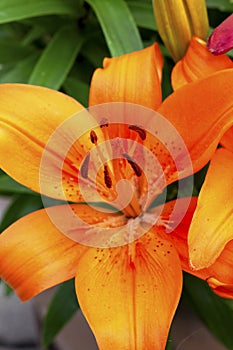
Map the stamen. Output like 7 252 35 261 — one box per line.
157 217 174 231
128 124 146 140
80 153 90 179
90 130 98 144
104 164 112 188
99 117 109 128
122 153 142 177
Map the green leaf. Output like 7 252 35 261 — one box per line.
161 56 173 99
0 194 43 232
0 0 83 24
0 38 33 64
86 0 143 57
224 298 233 312
165 340 173 350
127 1 157 31
63 77 90 107
3 282 13 296
69 61 94 85
21 15 79 37
184 273 233 349
206 0 233 11
0 279 13 297
28 25 84 89
42 279 79 348
194 163 209 193
0 175 38 195
165 330 173 350
21 25 46 46
81 37 109 67
0 53 39 83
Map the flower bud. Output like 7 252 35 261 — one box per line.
152 0 209 61
207 14 233 55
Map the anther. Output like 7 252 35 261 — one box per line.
90 130 98 144
128 124 146 140
122 153 142 177
104 164 112 188
100 117 109 128
80 153 90 179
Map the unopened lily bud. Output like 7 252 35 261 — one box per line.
152 0 209 61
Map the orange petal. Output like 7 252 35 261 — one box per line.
203 240 233 299
89 44 163 110
0 84 83 196
158 69 233 175
159 197 233 299
176 231 233 299
0 208 82 300
188 148 233 269
0 84 109 202
0 204 125 301
156 197 198 271
75 231 182 349
221 126 233 153
171 36 233 90
207 278 233 299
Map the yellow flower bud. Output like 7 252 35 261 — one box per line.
152 0 209 61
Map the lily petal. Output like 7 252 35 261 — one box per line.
0 208 83 301
207 272 233 299
221 127 233 153
158 197 233 299
89 44 163 110
0 84 108 202
75 231 182 350
172 36 233 90
204 240 233 299
188 148 233 269
0 84 83 196
0 204 125 300
158 69 233 176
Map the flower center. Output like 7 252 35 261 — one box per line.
78 122 152 219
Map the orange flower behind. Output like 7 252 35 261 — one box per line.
171 36 233 90
188 148 233 269
170 34 233 280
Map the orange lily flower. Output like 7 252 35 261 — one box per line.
171 35 233 291
1 43 233 350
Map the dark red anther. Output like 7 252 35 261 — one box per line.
104 164 112 188
128 124 146 140
122 153 142 177
90 130 98 144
